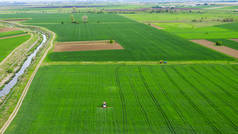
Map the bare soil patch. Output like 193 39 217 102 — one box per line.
230 39 238 42
54 40 124 52
0 28 19 33
191 39 238 58
0 33 28 40
4 19 29 22
148 24 164 30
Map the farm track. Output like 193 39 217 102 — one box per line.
138 66 176 134
190 66 238 101
0 30 55 134
161 66 222 134
126 69 155 133
115 65 128 134
172 67 238 132
148 67 197 134
42 61 238 66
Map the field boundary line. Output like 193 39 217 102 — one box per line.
0 33 33 66
0 33 28 40
190 39 238 59
42 61 238 66
0 30 55 134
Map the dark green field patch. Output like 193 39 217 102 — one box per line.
0 13 233 61
5 64 238 134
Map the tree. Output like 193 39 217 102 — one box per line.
216 41 223 46
109 40 114 44
72 7 77 13
71 15 76 23
82 16 88 23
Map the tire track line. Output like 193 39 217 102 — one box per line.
161 66 222 134
138 66 176 134
148 67 197 134
126 70 155 133
172 67 238 132
115 65 128 134
209 66 238 85
184 67 238 114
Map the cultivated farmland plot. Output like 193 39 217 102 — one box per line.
0 13 233 61
5 64 238 134
0 35 30 62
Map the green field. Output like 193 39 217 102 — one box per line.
123 13 238 39
122 12 238 23
220 6 238 10
0 13 233 61
1 4 238 134
155 23 238 39
0 35 30 62
0 30 26 38
217 22 238 32
208 39 238 50
5 64 238 134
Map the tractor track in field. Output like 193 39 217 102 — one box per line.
115 65 128 134
172 67 238 132
201 66 238 91
161 66 222 134
190 66 238 101
126 71 155 133
148 67 197 134
230 66 238 74
210 66 238 84
138 66 176 134
185 67 238 114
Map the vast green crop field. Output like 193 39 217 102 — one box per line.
5 64 238 134
0 30 26 38
0 35 30 62
0 13 233 61
208 39 238 50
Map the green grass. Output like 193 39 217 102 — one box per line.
0 35 30 62
155 23 238 39
217 22 238 32
207 39 238 50
220 6 238 10
5 64 238 134
123 13 238 39
0 13 233 61
0 30 26 38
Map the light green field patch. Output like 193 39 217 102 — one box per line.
123 13 238 22
0 30 26 38
155 23 238 39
